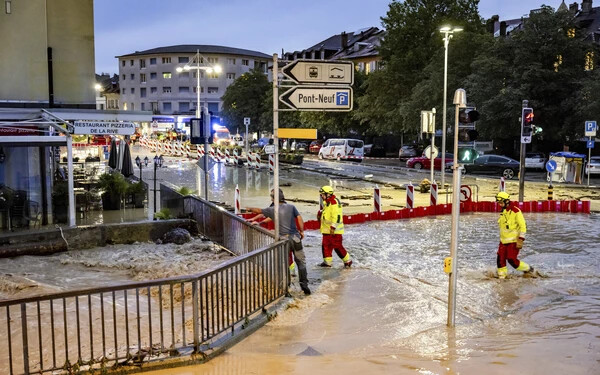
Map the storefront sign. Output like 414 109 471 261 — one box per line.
0 125 39 136
72 120 135 135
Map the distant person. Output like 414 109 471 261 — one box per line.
495 192 534 279
246 189 311 295
317 185 352 268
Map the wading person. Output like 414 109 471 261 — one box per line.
246 189 311 295
496 191 534 279
318 185 352 268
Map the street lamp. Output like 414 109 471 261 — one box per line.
176 50 221 201
135 156 149 183
440 25 463 198
153 154 164 214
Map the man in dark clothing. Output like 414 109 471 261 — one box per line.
246 189 311 295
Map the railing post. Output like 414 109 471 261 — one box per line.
21 303 30 375
192 280 199 352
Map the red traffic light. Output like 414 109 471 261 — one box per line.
523 108 534 125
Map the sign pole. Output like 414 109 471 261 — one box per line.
588 136 592 187
204 107 209 201
273 53 280 241
245 123 249 153
430 109 436 184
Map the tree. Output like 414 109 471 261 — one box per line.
221 69 270 133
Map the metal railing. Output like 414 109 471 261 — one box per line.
0 240 289 374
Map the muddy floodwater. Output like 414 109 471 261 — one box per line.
152 212 600 375
1 212 599 374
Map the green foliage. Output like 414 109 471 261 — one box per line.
154 208 172 220
97 173 128 196
221 69 271 134
127 181 146 195
177 186 194 196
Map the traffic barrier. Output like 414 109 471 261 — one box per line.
255 153 261 170
550 200 557 211
499 177 505 192
374 185 381 213
561 200 570 213
522 201 532 212
234 185 241 214
582 200 591 213
430 181 438 206
234 149 239 165
269 154 274 173
406 182 414 209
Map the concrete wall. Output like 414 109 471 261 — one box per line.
0 0 96 106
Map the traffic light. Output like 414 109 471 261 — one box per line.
458 129 479 142
458 147 478 163
521 107 534 143
458 107 480 126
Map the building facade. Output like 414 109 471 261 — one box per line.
0 0 96 108
117 45 271 116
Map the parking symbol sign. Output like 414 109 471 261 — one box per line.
585 121 597 136
336 92 349 106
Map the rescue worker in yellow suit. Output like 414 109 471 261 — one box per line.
318 186 352 268
496 191 534 279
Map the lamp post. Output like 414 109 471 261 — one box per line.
440 26 463 199
134 156 149 183
176 50 221 201
153 154 164 214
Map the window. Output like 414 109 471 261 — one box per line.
140 73 146 83
5 1 11 14
179 86 189 93
163 87 171 93
226 73 236 80
178 56 189 63
163 72 172 79
242 59 249 66
163 102 172 112
193 87 204 93
123 103 128 110
151 102 158 112
140 59 146 68
140 88 147 98
179 102 190 112
227 58 236 64
150 72 157 80
207 87 218 94
162 57 171 64
150 58 157 65
141 103 146 111
130 88 135 94
130 74 135 80
131 103 134 111
207 72 219 79
122 60 126 67
208 57 218 63
130 60 134 66
178 71 190 78
122 74 126 80
122 88 126 94
150 87 157 94
193 71 204 79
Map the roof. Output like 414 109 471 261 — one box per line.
285 27 383 60
332 30 385 60
117 45 271 60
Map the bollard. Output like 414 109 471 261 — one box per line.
233 148 239 165
269 154 274 173
430 181 438 206
548 183 553 200
225 148 231 165
255 153 260 170
406 182 414 209
234 185 241 214
374 185 382 213
499 177 505 192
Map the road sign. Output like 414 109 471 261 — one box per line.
545 160 557 173
421 110 435 133
244 117 251 126
279 86 353 111
587 139 595 149
264 145 275 154
282 60 354 85
196 155 215 172
459 185 472 202
585 121 597 137
424 145 439 160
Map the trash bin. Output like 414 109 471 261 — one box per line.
548 152 586 184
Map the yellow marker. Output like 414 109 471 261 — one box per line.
444 257 453 274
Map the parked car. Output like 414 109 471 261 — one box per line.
364 144 386 157
309 140 324 154
585 156 600 176
318 138 364 161
295 142 308 152
463 155 520 179
407 153 454 170
525 152 546 170
398 145 423 160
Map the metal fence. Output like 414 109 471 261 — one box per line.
0 193 289 374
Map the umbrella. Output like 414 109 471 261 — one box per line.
108 137 118 169
120 142 135 177
117 139 126 171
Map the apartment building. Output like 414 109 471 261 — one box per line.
117 45 271 115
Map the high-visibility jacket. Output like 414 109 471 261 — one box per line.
498 205 526 244
319 195 344 234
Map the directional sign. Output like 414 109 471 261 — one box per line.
585 121 597 137
264 145 275 154
587 139 595 149
279 86 353 111
282 60 354 85
545 160 557 173
196 155 215 172
459 185 472 202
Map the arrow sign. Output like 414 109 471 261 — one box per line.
282 60 354 85
279 86 353 111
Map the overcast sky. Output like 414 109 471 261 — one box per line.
94 0 566 75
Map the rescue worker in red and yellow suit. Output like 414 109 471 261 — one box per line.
496 191 534 279
317 186 352 268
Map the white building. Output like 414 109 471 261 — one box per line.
117 45 271 115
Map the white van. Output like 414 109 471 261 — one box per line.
318 138 364 162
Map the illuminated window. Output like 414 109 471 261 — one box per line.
123 103 128 110
163 72 172 79
567 28 575 38
554 55 563 72
5 1 11 14
208 72 219 79
585 51 594 71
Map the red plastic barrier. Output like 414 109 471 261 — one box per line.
582 200 591 213
406 208 416 218
549 200 557 211
541 201 550 212
304 220 319 230
570 200 579 213
522 202 532 213
370 212 380 221
561 200 571 213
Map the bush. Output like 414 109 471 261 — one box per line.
154 208 172 220
177 186 194 196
